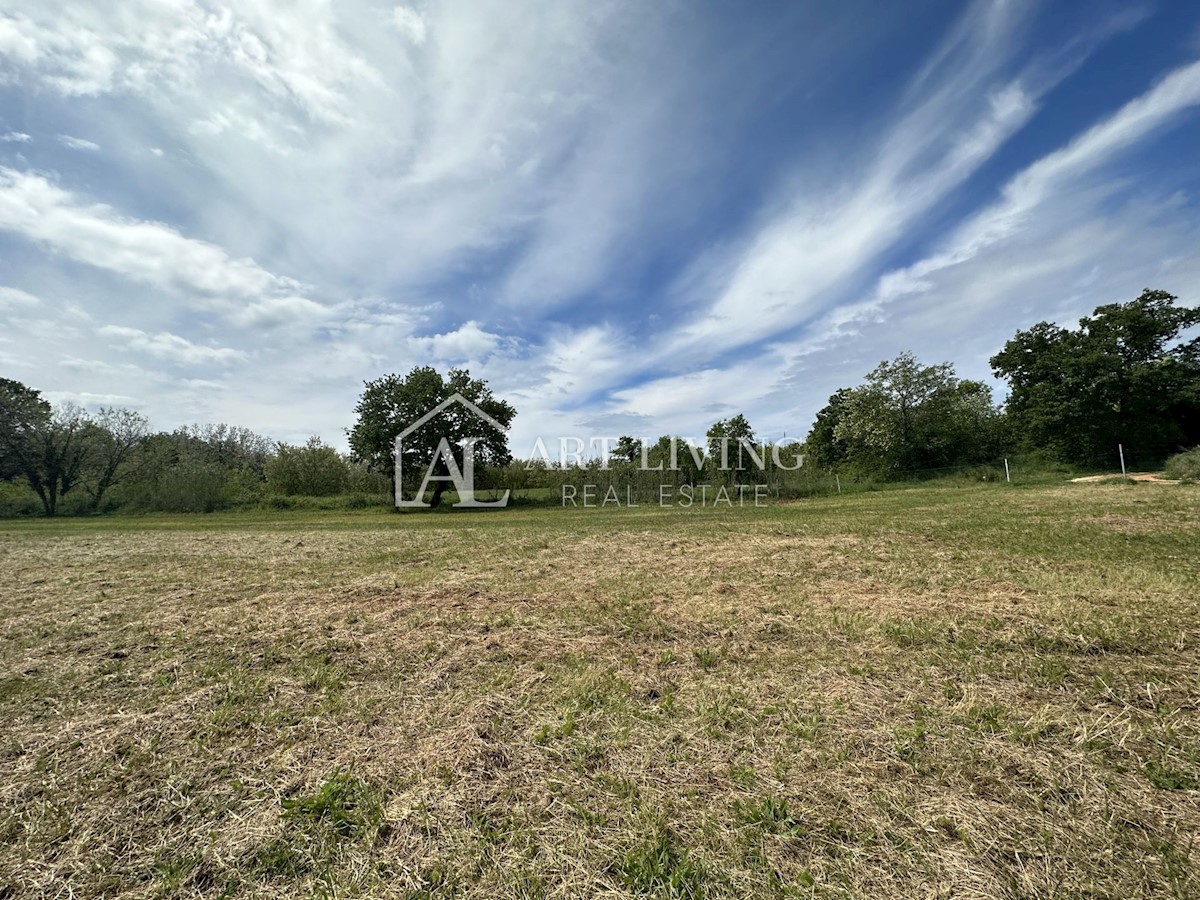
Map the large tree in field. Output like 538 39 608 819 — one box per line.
990 289 1200 467
349 367 515 506
818 353 1002 477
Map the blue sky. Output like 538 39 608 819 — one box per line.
1 0 1199 453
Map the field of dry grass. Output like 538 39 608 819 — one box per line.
1 481 1199 899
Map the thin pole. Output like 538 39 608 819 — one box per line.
1004 458 1010 483
1119 443 1126 477
835 474 841 494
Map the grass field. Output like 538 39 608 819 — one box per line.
1 481 1199 899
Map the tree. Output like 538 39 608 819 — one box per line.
266 436 350 496
828 353 1002 477
349 367 515 507
806 388 852 469
118 424 273 513
642 435 705 486
184 423 273 479
614 435 642 463
706 414 757 481
21 404 94 516
83 407 150 511
0 378 51 482
991 289 1200 466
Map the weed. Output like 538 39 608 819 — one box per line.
281 769 383 840
615 824 707 897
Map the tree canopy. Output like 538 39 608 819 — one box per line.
0 377 51 482
990 289 1200 466
807 353 1003 478
348 367 515 505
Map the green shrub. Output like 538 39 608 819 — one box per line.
1164 448 1200 482
131 462 229 513
266 437 351 497
0 481 41 516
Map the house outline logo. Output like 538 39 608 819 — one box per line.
392 392 511 508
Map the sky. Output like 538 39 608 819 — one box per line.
1 0 1200 455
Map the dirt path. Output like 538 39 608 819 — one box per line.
1071 471 1180 484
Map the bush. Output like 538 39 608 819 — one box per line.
133 462 229 513
1164 448 1200 482
266 437 351 497
0 481 41 516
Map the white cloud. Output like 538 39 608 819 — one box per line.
392 7 427 45
407 320 501 360
0 4 382 123
59 355 148 376
0 166 324 323
1 131 32 142
0 285 40 308
98 325 246 365
866 58 1200 314
57 134 100 151
648 2 1135 365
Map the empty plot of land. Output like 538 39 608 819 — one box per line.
1 482 1199 898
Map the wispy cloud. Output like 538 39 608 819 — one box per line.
57 134 99 151
650 1 1134 366
0 284 39 308
866 58 1200 317
0 166 326 327
98 325 246 365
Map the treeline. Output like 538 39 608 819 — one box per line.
807 289 1200 477
2 289 1197 515
503 289 1200 494
494 416 827 503
0 389 388 516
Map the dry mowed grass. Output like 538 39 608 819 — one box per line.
1 482 1199 899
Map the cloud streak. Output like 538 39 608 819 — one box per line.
0 166 328 328
98 325 246 365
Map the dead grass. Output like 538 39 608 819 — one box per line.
1 482 1199 897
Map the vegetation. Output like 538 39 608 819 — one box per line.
1165 448 1200 483
3 288 1198 895
349 367 515 507
1 481 1197 896
990 289 1200 467
0 392 389 517
3 288 1196 518
265 436 351 497
806 353 1002 477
